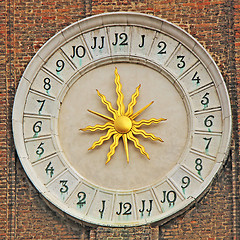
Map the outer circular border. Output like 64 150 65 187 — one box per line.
12 12 232 227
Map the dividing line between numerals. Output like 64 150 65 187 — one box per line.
60 48 78 71
24 113 51 119
194 107 221 115
65 181 83 205
146 30 158 57
29 89 56 101
85 189 98 216
164 42 181 67
110 194 116 221
180 165 204 183
167 178 185 201
24 134 52 143
194 130 222 136
151 187 164 213
178 61 200 81
190 148 216 161
31 152 60 166
41 66 65 84
189 82 214 96
45 168 69 188
149 187 162 214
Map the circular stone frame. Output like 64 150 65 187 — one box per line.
12 12 232 227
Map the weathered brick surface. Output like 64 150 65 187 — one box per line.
1 0 239 239
90 226 159 240
0 1 7 239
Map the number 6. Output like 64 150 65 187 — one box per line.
33 121 42 134
204 115 214 128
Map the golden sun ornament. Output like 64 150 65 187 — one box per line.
80 68 166 164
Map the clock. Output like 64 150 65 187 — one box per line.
12 12 232 227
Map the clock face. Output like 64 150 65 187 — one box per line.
12 12 232 227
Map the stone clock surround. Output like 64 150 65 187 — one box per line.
12 12 232 227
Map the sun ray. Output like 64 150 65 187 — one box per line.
123 134 129 163
125 84 141 117
88 109 114 122
134 118 167 128
96 89 118 118
88 128 116 150
114 68 125 116
106 133 122 164
131 126 164 142
127 131 150 159
80 122 114 132
131 101 154 120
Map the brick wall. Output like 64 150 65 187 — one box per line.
0 1 7 239
1 0 239 239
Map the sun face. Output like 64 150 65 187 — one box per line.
80 68 166 164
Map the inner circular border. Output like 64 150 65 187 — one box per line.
54 56 192 192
